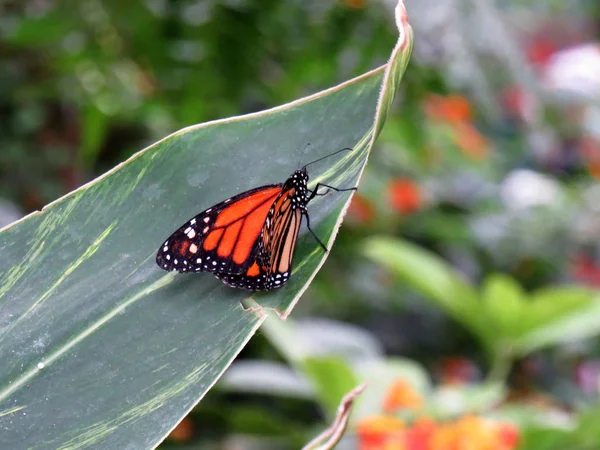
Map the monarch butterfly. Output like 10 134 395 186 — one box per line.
156 148 356 291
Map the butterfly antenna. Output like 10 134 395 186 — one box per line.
302 147 353 169
297 142 311 168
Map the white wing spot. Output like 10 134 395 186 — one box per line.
203 217 210 223
174 259 178 265
224 199 231 203
190 244 198 254
184 227 191 234
206 208 212 213
166 255 171 261
187 229 196 239
203 226 209 234
163 246 168 252
196 258 202 264
190 219 196 225
212 261 217 266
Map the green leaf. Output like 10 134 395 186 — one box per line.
301 357 359 418
0 4 415 448
481 273 526 339
362 237 493 348
515 289 600 354
526 286 596 331
431 383 506 418
515 404 600 450
259 316 377 415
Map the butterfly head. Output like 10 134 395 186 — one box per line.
292 167 309 185
286 168 308 201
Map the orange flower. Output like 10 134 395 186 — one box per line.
404 417 436 450
168 417 193 442
453 122 489 160
357 415 405 450
580 135 600 179
387 178 421 214
429 415 519 450
357 414 519 450
348 193 376 224
424 94 472 124
383 379 423 413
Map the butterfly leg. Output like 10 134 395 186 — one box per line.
307 183 357 202
306 189 329 198
303 211 328 253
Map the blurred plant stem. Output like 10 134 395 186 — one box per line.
486 347 513 384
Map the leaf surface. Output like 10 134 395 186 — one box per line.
0 2 414 448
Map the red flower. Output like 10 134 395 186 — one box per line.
357 416 405 450
387 178 421 214
348 193 376 224
403 418 436 450
424 94 473 124
498 422 521 449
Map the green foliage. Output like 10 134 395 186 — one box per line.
3 0 600 448
0 69 383 448
517 405 600 450
0 3 414 447
363 236 600 377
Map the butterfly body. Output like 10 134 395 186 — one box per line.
157 168 316 291
156 148 356 292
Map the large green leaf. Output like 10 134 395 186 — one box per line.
0 2 414 448
364 236 600 374
362 236 493 348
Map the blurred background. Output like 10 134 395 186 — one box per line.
2 0 600 449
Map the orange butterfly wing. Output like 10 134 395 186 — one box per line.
156 185 282 275
214 187 303 290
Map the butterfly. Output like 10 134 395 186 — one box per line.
156 148 357 291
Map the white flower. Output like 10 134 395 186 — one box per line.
500 169 562 210
543 43 600 101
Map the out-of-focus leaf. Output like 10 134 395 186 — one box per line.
362 237 493 346
0 3 415 447
515 404 600 450
515 292 600 354
432 383 506 418
525 286 597 332
302 357 359 418
220 361 314 399
260 315 384 367
302 383 366 450
481 273 525 338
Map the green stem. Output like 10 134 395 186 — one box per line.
485 347 513 383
